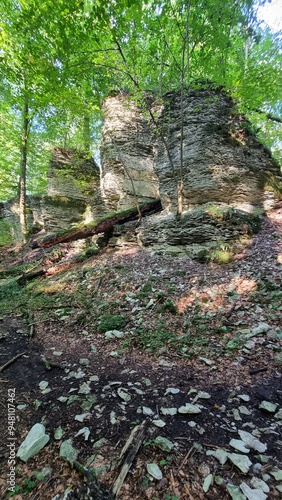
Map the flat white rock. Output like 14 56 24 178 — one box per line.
17 423 50 462
229 439 250 453
227 453 252 473
240 482 267 500
146 463 163 480
152 419 166 428
259 401 277 413
238 430 267 453
226 483 246 500
160 407 177 416
178 403 201 414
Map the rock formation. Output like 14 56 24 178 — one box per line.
1 86 281 256
100 93 159 210
100 87 281 256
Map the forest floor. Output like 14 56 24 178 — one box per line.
0 203 282 499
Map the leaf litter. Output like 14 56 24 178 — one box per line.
0 204 281 498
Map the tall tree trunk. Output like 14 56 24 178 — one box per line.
178 0 191 216
19 95 29 242
83 112 91 152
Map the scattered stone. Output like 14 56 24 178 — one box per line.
238 394 250 402
160 407 177 416
142 406 154 416
259 401 278 413
110 411 119 425
54 426 65 440
250 478 269 493
206 449 228 465
226 483 246 500
59 439 78 462
75 427 90 440
198 357 213 365
251 323 271 335
78 382 91 395
203 473 213 493
154 436 175 452
178 403 202 414
146 463 163 480
227 453 252 473
274 409 282 420
238 430 267 453
79 358 90 366
117 388 131 402
240 482 267 500
269 470 282 481
238 406 252 416
93 438 108 449
165 387 180 395
74 412 91 422
229 439 250 453
17 423 50 462
233 409 242 421
105 330 125 339
152 419 166 428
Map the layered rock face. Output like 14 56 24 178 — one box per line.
100 94 160 210
101 87 281 255
154 88 279 212
39 148 102 231
0 148 103 239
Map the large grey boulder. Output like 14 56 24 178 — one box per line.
17 423 50 462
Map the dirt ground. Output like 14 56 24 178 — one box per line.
0 204 282 499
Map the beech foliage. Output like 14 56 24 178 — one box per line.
0 0 281 204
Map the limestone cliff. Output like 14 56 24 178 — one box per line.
101 87 282 256
100 94 159 210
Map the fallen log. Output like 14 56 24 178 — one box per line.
31 199 162 249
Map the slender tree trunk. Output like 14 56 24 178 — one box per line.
178 0 191 216
19 95 29 242
83 112 91 152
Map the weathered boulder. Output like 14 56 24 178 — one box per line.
137 206 262 258
100 93 160 210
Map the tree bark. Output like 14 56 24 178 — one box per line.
19 95 29 242
31 199 162 249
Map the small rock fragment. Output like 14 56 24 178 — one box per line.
226 483 246 500
75 427 90 440
142 406 154 416
117 388 131 402
74 412 91 422
152 419 166 428
259 401 278 413
154 436 174 452
238 430 267 453
178 403 201 414
146 463 163 480
54 426 65 440
59 439 78 462
165 387 180 395
229 439 250 453
240 482 267 500
160 407 177 416
227 453 252 473
206 449 228 465
250 478 269 493
269 469 282 481
203 473 213 493
238 394 250 402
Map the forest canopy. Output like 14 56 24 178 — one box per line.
0 0 281 205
